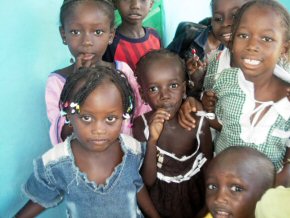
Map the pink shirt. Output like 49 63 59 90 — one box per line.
45 61 151 145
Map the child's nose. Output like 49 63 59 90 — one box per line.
222 15 233 27
246 37 259 51
82 33 93 46
160 88 170 100
214 188 229 204
130 0 140 9
91 121 106 134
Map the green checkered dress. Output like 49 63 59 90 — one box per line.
213 68 290 170
203 48 231 91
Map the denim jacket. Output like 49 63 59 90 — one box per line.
23 134 145 218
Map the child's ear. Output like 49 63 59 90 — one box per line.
281 40 290 56
59 27 67 45
149 0 154 9
108 28 115 45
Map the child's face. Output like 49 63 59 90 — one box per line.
116 0 153 25
69 82 123 153
206 156 262 218
211 0 250 46
232 5 288 80
60 1 114 62
140 58 185 118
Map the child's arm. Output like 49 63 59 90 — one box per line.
275 147 290 187
186 50 207 95
141 109 170 186
137 186 160 218
201 90 217 113
14 200 45 218
133 115 147 142
199 118 214 166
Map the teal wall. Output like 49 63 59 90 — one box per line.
0 0 289 217
0 0 68 217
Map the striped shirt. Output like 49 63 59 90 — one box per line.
103 27 162 72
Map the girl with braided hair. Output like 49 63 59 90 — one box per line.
15 66 159 218
46 0 151 145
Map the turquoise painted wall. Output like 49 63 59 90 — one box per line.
0 0 68 217
0 0 289 217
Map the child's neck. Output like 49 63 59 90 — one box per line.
118 23 145 39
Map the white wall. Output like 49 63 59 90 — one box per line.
163 0 212 46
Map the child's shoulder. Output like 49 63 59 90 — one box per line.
41 139 71 167
145 27 161 38
120 134 144 155
51 65 74 79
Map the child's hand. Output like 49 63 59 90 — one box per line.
186 53 207 86
202 90 217 113
148 109 170 143
178 97 202 131
74 53 98 71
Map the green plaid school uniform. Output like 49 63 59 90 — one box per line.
213 67 290 170
203 48 231 91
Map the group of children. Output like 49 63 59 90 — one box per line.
15 0 290 217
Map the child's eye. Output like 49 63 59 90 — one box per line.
213 16 223 23
207 184 217 190
80 115 92 123
94 29 104 36
169 83 179 89
237 33 248 39
230 185 244 192
70 30 80 35
262 36 273 42
149 86 159 93
106 116 117 123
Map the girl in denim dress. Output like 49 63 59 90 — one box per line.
15 66 159 218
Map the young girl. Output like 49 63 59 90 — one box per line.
103 0 162 72
133 49 213 217
212 0 290 186
15 66 159 218
178 0 253 128
46 0 150 145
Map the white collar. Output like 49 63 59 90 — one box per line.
238 68 290 120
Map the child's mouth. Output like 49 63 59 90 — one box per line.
82 53 95 61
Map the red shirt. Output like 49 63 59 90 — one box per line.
103 27 162 72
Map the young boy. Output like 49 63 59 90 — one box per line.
205 146 275 218
103 0 162 72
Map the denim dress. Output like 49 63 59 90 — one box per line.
23 134 145 218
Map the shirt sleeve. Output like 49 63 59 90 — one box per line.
23 158 63 208
45 74 66 145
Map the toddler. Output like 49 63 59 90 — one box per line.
133 49 213 217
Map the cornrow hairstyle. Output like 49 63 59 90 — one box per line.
136 49 186 85
60 0 115 28
60 66 135 118
230 0 290 57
